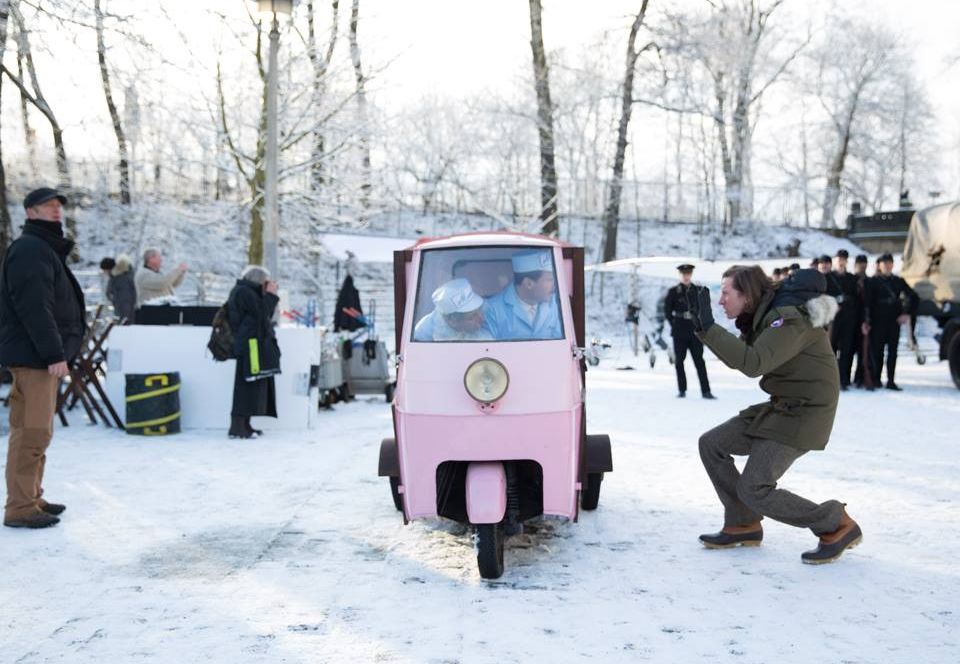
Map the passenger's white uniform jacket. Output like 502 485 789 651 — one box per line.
483 285 562 340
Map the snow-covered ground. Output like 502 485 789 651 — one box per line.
2 337 957 663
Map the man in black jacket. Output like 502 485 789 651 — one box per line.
0 187 86 529
864 253 918 391
663 264 714 399
823 250 860 390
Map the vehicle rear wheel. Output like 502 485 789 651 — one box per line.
385 382 396 402
949 332 960 390
476 523 505 579
389 477 403 511
580 472 603 511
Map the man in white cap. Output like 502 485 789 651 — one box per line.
413 278 493 341
484 250 562 340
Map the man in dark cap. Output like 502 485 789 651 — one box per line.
823 250 860 390
852 254 871 387
863 253 918 390
0 188 86 528
663 264 715 399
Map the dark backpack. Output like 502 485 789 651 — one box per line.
207 303 235 361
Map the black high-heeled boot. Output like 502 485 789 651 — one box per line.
229 415 252 439
244 417 263 437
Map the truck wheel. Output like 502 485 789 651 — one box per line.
385 382 396 403
580 472 603 511
476 523 504 579
949 332 960 390
389 477 403 511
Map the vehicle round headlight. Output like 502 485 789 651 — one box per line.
464 358 509 404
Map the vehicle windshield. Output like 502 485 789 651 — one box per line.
411 246 565 343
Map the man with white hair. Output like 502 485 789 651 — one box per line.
135 248 188 306
414 278 493 342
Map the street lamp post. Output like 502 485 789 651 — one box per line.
256 0 294 277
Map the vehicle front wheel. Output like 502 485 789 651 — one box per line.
389 477 403 511
476 523 505 579
949 332 960 390
580 472 603 511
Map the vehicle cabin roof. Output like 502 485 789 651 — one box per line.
408 231 572 252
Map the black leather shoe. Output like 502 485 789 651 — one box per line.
802 522 862 564
886 382 903 391
4 512 60 529
699 528 763 549
702 392 717 400
677 391 686 398
40 502 66 516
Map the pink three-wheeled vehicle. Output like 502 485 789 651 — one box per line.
378 232 613 579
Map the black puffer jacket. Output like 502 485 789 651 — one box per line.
227 279 281 381
0 220 86 368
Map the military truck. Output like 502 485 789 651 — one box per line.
901 202 960 389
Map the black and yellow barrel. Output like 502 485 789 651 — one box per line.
125 373 182 436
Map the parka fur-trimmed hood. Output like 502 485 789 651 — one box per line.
803 294 839 328
111 254 133 276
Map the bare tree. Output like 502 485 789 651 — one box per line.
0 0 13 251
2 2 75 236
668 0 805 232
528 0 559 237
305 0 339 192
94 0 131 203
601 1 653 262
348 0 370 217
814 17 899 226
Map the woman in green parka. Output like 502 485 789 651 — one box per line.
692 265 862 564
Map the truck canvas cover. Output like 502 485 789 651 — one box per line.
902 202 960 304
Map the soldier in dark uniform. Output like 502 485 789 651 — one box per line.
864 253 918 391
663 264 715 399
823 250 860 390
852 254 870 387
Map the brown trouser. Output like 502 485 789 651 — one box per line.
4 368 59 520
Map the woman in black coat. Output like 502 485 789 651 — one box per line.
226 266 282 438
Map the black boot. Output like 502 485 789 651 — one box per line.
244 417 263 437
229 415 252 439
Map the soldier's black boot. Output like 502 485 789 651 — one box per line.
802 510 862 564
677 391 686 398
700 522 763 549
702 392 717 400
886 382 902 391
228 416 252 439
244 417 263 437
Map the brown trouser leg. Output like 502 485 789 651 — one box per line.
5 368 59 521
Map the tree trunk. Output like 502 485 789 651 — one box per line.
307 0 339 193
5 4 75 237
601 2 649 263
821 93 860 227
16 47 37 178
95 0 130 204
349 0 371 217
0 0 13 252
528 0 559 237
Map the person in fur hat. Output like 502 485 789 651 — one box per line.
101 255 136 324
690 266 862 565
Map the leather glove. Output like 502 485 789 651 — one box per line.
693 286 715 332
